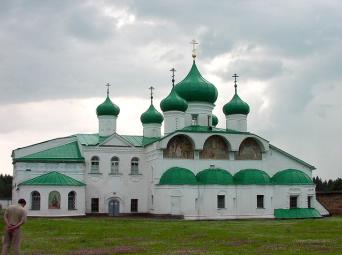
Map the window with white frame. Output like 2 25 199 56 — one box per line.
217 195 225 209
31 191 40 210
68 191 76 210
90 156 100 173
131 157 139 175
111 156 119 174
257 195 264 208
191 114 199 126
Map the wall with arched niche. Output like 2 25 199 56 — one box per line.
163 135 194 159
236 138 262 160
200 135 229 159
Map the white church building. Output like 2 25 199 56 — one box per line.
11 47 329 219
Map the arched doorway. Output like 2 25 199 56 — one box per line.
108 199 120 216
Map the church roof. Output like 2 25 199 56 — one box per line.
140 104 164 124
96 96 120 116
274 208 321 219
19 171 85 186
234 169 271 185
15 141 84 163
223 93 250 115
160 87 188 112
159 167 197 185
196 168 234 185
271 169 313 185
175 61 218 104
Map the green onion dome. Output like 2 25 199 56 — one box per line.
223 93 250 115
196 168 234 185
140 104 164 124
271 169 313 185
160 87 188 112
96 96 120 116
175 61 218 104
234 169 270 185
159 167 197 185
212 114 218 126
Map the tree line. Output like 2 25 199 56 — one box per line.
313 176 342 192
0 174 12 199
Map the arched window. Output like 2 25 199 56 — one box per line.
90 156 100 173
131 157 139 175
163 135 194 159
48 191 61 209
68 191 76 210
236 138 262 160
111 156 119 174
200 135 229 159
31 191 40 210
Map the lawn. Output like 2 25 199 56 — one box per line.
1 216 342 255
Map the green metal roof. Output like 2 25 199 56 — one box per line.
159 167 197 185
121 135 159 147
175 61 218 104
223 93 250 116
19 171 85 186
272 169 313 185
196 168 234 185
179 125 247 134
140 104 164 124
15 141 84 163
274 208 321 219
234 169 271 185
96 96 120 116
160 87 188 112
269 144 316 170
212 114 218 127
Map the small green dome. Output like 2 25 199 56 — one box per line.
234 169 270 185
212 114 218 126
223 94 250 115
96 96 120 116
159 167 197 185
196 168 234 185
160 87 188 112
175 61 218 104
140 104 164 124
271 169 313 185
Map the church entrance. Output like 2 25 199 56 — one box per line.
171 196 181 215
108 199 120 216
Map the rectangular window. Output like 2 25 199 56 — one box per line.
290 196 298 209
131 199 138 212
91 198 99 212
111 161 119 174
217 195 225 209
308 196 313 208
191 114 198 126
257 195 264 208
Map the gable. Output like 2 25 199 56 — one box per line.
100 134 134 147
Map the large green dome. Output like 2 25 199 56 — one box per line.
140 104 164 124
159 167 197 185
212 114 218 126
175 61 218 104
196 168 234 185
96 96 120 116
160 87 188 112
271 169 313 185
234 169 270 185
223 93 250 115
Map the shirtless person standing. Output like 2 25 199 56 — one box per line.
1 199 27 255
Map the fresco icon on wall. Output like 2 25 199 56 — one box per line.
49 191 61 209
236 138 262 160
164 135 194 159
200 135 229 159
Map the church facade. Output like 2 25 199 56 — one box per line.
11 49 328 219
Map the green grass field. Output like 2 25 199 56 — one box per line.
1 216 342 255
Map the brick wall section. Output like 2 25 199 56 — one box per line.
316 192 342 215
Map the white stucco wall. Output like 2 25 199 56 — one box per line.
15 186 85 217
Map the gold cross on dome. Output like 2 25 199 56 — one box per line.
190 39 199 59
105 83 111 96
149 86 155 104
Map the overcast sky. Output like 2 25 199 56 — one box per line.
1 0 341 179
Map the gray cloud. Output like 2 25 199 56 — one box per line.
0 0 342 178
